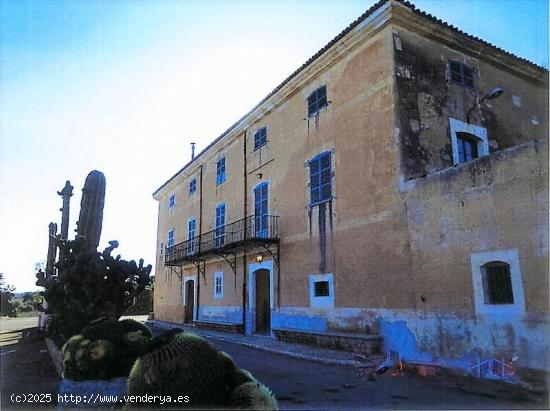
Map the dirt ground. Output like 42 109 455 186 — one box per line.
1 317 59 410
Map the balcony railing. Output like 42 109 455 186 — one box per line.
165 214 279 266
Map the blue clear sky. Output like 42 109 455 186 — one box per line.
0 0 548 291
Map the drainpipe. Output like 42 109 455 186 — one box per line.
242 130 248 333
196 164 203 321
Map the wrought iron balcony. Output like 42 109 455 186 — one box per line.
164 215 279 266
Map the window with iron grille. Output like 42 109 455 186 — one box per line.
309 151 332 205
314 281 330 297
189 178 197 195
215 204 226 247
449 61 474 88
308 85 328 117
456 132 479 163
254 127 267 150
216 157 226 185
482 262 514 304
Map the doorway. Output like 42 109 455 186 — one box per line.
184 279 194 324
254 269 271 334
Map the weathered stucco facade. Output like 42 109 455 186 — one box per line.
153 0 549 377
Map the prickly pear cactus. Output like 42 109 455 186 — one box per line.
76 170 105 250
126 330 277 409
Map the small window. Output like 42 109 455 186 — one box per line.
216 157 226 185
449 61 474 88
482 262 513 305
215 204 226 247
214 272 223 299
160 242 164 255
309 273 334 308
309 151 332 205
314 281 330 297
189 178 197 195
167 229 174 249
254 127 267 150
169 194 176 211
308 85 328 117
456 132 479 163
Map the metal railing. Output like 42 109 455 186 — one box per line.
165 215 279 265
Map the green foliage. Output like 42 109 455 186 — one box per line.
126 330 277 409
62 319 153 381
124 287 153 315
38 238 152 344
0 273 16 317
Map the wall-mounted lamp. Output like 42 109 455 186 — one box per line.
256 172 263 179
466 86 504 123
256 253 263 263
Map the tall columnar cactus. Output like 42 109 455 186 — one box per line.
76 170 105 250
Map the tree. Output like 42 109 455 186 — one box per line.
0 273 16 317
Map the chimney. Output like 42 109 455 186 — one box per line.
191 142 196 160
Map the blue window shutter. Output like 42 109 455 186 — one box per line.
309 151 332 205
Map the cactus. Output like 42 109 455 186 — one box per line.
126 330 277 409
62 320 152 381
230 380 278 410
76 170 105 250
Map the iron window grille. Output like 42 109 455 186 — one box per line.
189 178 197 195
482 261 514 304
456 132 479 163
308 85 328 117
309 151 332 206
254 127 267 151
216 157 226 185
449 61 474 88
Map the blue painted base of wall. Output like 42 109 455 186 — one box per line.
198 306 243 324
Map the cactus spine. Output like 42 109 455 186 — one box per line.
76 171 105 250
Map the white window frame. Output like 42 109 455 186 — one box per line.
449 118 488 166
470 249 525 317
309 273 334 308
214 272 224 299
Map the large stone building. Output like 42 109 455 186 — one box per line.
153 0 549 377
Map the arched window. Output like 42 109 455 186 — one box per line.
481 261 513 304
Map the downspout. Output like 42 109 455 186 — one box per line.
196 164 203 321
242 130 248 332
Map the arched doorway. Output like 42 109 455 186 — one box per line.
184 279 194 324
254 269 270 334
